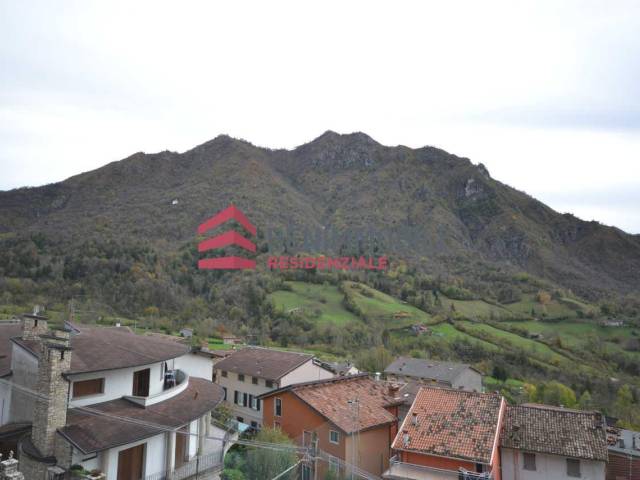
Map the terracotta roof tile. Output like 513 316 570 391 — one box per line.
291 375 398 434
393 387 503 464
501 404 608 461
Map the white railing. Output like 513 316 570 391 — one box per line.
384 456 492 480
143 451 222 480
125 370 189 407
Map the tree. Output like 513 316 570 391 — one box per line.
536 290 551 305
245 427 298 480
540 381 577 408
578 390 594 410
614 385 640 428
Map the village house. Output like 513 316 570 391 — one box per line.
0 314 226 480
384 386 505 480
501 404 608 480
259 374 402 478
606 427 640 480
384 357 483 392
213 347 333 430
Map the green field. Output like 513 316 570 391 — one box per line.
458 320 569 366
343 281 434 327
438 295 513 319
269 281 360 325
502 294 590 319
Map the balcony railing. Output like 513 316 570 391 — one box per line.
383 456 492 480
143 451 222 480
125 369 189 407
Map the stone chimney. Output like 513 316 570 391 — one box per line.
20 330 72 479
21 313 48 341
0 452 25 480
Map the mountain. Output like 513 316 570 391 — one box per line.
1 131 639 300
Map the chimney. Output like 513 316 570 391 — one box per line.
412 412 419 426
30 330 72 459
21 312 48 341
402 430 410 448
0 451 25 480
374 372 381 381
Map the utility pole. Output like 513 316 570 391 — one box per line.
311 432 318 480
347 398 360 480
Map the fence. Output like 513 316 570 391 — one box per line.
142 451 222 480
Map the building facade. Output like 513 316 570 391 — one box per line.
213 347 333 429
385 386 505 480
261 374 401 478
501 404 608 480
0 315 225 480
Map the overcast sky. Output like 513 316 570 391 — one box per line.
1 1 639 233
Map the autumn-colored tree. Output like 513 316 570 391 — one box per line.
536 290 551 305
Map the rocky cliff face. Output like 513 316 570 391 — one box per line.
1 131 639 298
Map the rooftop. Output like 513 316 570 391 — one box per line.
214 347 313 381
12 325 191 374
60 377 224 453
385 357 479 383
393 386 503 464
501 404 608 461
262 374 400 434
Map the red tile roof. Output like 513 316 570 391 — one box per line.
501 404 608 461
393 386 503 464
263 374 400 434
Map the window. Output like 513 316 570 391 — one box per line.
329 456 340 472
72 378 104 398
132 368 150 397
523 453 536 471
275 398 282 417
329 430 340 444
266 380 274 388
566 459 581 477
234 390 239 404
252 377 258 385
221 370 228 378
238 374 245 382
222 387 227 401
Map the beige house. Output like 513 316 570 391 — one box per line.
213 347 334 429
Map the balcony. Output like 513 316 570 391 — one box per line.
125 369 189 407
383 456 492 480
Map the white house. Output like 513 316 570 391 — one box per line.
0 314 225 480
500 404 608 480
213 347 334 429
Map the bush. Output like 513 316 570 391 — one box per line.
222 469 245 480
